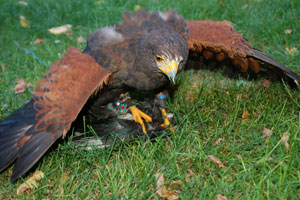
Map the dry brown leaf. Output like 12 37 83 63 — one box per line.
17 171 44 196
48 24 72 35
34 38 44 44
281 132 290 151
217 194 228 200
1 64 8 71
262 127 272 141
214 137 224 145
169 180 183 185
65 30 72 36
155 173 179 200
17 1 28 6
14 79 31 94
242 4 248 9
219 0 225 6
267 157 275 161
242 110 250 122
285 45 298 56
262 79 271 88
20 16 30 28
284 29 293 35
185 168 194 182
208 155 225 168
95 0 104 5
76 36 85 44
155 173 164 196
134 4 141 11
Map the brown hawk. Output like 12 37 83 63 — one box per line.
0 9 299 182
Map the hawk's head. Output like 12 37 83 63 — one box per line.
138 28 188 84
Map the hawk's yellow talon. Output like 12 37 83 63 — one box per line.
130 106 152 133
160 108 170 127
160 108 176 138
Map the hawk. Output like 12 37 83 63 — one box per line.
0 9 299 182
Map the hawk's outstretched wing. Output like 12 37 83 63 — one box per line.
186 20 300 87
0 48 111 182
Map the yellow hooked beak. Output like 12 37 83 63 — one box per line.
157 60 178 84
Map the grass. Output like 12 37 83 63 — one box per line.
0 0 300 199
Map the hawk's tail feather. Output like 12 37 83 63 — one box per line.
0 100 56 182
10 130 55 182
0 100 35 173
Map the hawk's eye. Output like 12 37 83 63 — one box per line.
155 56 163 62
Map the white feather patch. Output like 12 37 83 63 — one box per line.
89 26 124 46
98 26 123 42
158 12 170 21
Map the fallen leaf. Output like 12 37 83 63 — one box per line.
242 4 248 9
219 0 225 6
242 94 248 100
17 171 44 196
285 45 298 56
1 64 8 71
95 0 104 4
267 157 275 161
14 79 32 94
134 5 141 11
155 173 164 196
214 137 224 145
217 194 228 200
281 132 290 151
169 180 183 185
20 16 30 28
65 30 72 36
284 29 293 35
155 173 179 200
262 127 272 141
14 79 26 94
185 168 194 182
34 38 44 44
48 24 72 35
76 36 85 44
208 155 225 168
17 1 28 6
242 110 250 122
262 79 271 88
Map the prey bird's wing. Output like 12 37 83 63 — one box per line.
186 20 300 87
0 48 112 182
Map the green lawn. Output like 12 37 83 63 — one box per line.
0 0 300 199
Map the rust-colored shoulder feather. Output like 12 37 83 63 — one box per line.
186 20 300 86
33 48 111 138
0 48 111 181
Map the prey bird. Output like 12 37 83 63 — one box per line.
0 9 299 182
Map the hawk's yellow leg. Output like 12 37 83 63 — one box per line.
130 106 152 133
160 108 175 137
160 108 170 128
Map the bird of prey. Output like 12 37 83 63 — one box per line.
0 9 299 182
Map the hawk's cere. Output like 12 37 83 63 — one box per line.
0 9 299 182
